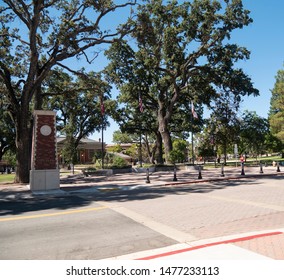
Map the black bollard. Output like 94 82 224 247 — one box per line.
173 167 178 181
277 162 281 172
145 168 150 183
198 165 202 179
241 162 245 175
259 162 263 174
220 163 225 177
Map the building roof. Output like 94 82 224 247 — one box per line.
57 137 104 149
109 152 132 160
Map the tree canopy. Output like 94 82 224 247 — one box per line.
269 69 284 144
105 0 259 162
240 110 269 159
0 0 136 182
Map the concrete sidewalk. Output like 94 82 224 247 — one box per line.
0 164 283 194
58 165 284 194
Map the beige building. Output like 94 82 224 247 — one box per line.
57 137 105 164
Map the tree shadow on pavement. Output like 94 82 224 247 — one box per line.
0 194 91 216
0 175 282 217
75 177 263 202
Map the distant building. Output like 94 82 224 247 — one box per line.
105 143 133 151
57 137 105 164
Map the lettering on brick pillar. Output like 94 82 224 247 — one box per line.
31 111 58 170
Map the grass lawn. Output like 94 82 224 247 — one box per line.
205 155 284 168
0 174 15 184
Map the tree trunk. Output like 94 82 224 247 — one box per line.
161 130 172 163
14 110 33 184
158 109 172 163
151 131 163 164
159 128 172 163
150 131 164 164
156 131 163 164
143 134 151 164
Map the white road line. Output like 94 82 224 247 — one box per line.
98 201 197 243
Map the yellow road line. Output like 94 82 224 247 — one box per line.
0 206 108 222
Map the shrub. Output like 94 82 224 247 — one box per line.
110 156 130 169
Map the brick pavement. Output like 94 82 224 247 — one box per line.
235 232 284 260
95 167 284 260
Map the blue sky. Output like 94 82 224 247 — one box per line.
92 0 284 144
232 0 284 117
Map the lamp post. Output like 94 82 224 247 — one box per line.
101 122 104 169
100 94 105 169
139 128 142 167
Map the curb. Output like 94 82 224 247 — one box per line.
136 231 284 260
164 172 284 187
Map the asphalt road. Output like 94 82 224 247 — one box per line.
0 194 175 260
1 175 284 260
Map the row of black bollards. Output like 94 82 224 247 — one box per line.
144 162 282 183
241 161 281 176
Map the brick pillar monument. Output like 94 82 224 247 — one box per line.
30 110 60 191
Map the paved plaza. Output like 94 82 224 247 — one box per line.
0 165 284 260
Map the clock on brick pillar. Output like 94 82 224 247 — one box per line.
30 110 60 191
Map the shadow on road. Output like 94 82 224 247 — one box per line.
0 175 283 217
0 194 90 216
78 177 262 202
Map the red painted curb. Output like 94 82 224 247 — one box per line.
136 231 283 260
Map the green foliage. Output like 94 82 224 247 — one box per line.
44 70 113 165
45 70 110 137
93 152 130 169
105 0 258 162
240 111 269 157
205 89 242 162
269 69 284 144
124 144 139 159
264 132 284 154
107 144 123 153
92 151 106 168
0 99 16 161
112 131 135 144
0 0 136 183
111 156 130 169
2 150 16 167
197 146 215 160
61 135 77 164
169 139 188 163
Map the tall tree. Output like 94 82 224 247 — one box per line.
269 69 284 156
111 90 164 164
0 93 16 161
44 69 111 164
106 0 258 162
240 111 269 159
207 89 242 164
0 0 136 183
